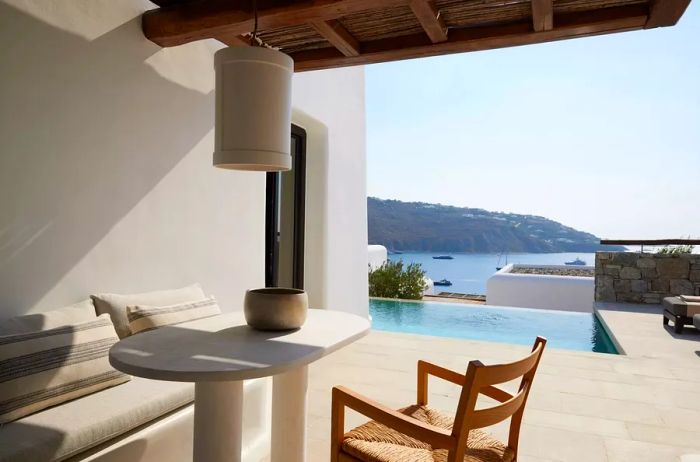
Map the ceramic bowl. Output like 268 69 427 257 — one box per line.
244 288 308 331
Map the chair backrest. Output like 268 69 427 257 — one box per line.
451 337 546 459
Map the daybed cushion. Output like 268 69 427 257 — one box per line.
0 300 96 336
127 297 221 334
663 297 700 317
91 283 206 339
0 314 129 424
0 377 194 462
680 295 700 303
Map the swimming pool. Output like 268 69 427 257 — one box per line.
369 299 618 354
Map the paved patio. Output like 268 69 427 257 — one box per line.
304 303 700 461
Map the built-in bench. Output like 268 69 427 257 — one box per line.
0 284 269 462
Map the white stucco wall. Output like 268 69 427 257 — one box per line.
486 265 595 313
0 0 263 316
0 0 366 458
0 1 367 319
293 69 368 317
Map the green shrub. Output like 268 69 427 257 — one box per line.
656 245 695 255
368 260 426 300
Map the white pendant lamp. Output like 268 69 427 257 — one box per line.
213 45 294 171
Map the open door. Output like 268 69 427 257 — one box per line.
265 125 306 289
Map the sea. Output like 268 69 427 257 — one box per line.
387 251 596 295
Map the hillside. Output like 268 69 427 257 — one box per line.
368 197 622 253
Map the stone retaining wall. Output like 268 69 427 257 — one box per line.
595 252 700 304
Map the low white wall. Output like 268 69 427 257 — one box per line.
486 264 594 312
368 245 387 271
423 277 434 296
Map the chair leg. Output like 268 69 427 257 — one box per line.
331 388 344 462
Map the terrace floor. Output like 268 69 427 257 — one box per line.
303 303 700 462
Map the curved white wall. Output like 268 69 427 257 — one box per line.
293 68 368 318
368 245 388 271
486 265 594 312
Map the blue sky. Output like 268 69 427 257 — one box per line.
366 3 700 240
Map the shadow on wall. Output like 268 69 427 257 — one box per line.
0 3 215 315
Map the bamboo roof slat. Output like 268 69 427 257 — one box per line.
340 5 426 41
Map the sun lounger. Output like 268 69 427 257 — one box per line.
663 296 700 333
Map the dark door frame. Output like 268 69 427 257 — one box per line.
265 124 306 289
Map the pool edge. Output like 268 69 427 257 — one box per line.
593 307 627 356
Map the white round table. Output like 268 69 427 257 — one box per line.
109 309 370 462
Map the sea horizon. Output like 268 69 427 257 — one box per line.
387 251 596 295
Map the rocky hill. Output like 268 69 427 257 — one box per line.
368 197 623 253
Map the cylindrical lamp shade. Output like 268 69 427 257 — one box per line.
213 46 293 171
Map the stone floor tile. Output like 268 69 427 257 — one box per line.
559 392 663 424
626 422 700 450
605 437 690 462
524 408 629 438
518 425 608 462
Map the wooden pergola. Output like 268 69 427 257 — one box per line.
143 0 691 71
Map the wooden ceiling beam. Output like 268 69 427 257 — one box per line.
143 0 408 47
531 0 554 32
645 0 691 28
409 0 448 43
310 19 361 56
290 5 648 71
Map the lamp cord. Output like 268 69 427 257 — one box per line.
250 0 259 46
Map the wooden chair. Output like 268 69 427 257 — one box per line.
331 337 547 462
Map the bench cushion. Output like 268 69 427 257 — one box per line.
91 284 206 339
0 377 194 462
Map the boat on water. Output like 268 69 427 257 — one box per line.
565 258 587 266
496 249 508 270
433 279 452 286
433 255 454 260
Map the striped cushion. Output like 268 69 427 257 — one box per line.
127 297 221 334
0 314 129 424
92 283 207 338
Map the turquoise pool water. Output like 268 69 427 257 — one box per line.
369 299 618 354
